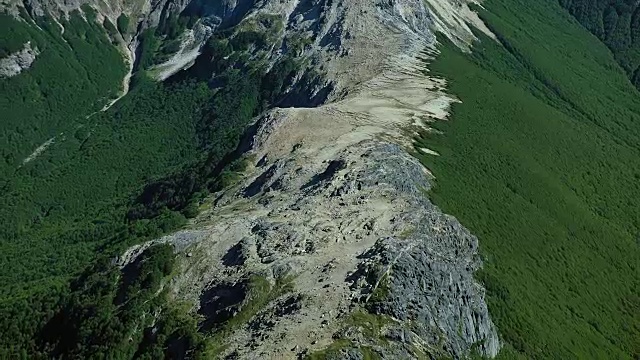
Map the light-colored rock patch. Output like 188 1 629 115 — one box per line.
0 42 38 78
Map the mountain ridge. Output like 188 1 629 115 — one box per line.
1 0 638 358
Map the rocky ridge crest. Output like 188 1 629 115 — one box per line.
119 0 501 359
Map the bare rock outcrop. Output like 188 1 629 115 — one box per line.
0 42 38 78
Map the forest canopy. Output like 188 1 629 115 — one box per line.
559 0 640 88
0 9 305 358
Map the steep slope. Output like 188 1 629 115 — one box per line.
559 0 640 89
2 0 637 358
0 2 313 356
419 0 640 358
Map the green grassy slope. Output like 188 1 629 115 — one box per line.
0 10 210 295
417 0 640 358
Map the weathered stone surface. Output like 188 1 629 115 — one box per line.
333 143 501 359
0 42 38 78
151 141 500 359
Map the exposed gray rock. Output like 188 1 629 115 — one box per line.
329 348 364 360
199 279 251 331
0 42 38 78
150 140 499 359
345 144 500 358
223 237 258 267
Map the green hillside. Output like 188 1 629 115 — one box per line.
0 9 304 356
559 0 640 89
0 10 126 176
0 11 208 355
418 0 639 358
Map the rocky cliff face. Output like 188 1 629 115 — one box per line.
118 0 501 359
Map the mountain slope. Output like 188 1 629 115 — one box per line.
0 2 325 356
52 0 503 358
419 0 640 357
0 0 505 358
0 0 639 358
559 0 640 89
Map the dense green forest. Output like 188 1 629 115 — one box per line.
419 0 639 358
0 10 126 179
40 244 206 359
0 9 301 357
559 0 640 89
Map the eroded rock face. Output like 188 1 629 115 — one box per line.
0 42 38 78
